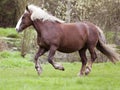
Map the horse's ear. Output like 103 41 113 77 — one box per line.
26 5 30 12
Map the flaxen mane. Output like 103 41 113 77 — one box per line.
27 4 65 23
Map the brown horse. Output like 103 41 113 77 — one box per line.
16 4 119 76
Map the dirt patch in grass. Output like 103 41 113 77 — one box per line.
0 39 8 51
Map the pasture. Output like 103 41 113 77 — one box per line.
0 51 120 90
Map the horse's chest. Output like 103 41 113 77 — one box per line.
38 37 50 48
38 40 46 47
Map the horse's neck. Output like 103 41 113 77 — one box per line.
33 20 59 35
32 20 44 35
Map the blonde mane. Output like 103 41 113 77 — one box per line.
27 4 65 23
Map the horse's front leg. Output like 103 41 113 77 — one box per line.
34 47 47 75
48 45 64 71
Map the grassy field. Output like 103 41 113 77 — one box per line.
0 28 18 37
0 51 120 90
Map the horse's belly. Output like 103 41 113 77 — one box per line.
58 42 85 53
58 48 79 53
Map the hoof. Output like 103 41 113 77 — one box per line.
56 66 65 71
36 67 42 75
85 66 91 75
37 70 42 75
85 69 89 75
54 63 65 71
60 67 65 71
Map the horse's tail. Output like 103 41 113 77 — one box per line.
96 26 119 63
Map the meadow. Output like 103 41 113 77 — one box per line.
0 51 120 90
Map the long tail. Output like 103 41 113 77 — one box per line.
96 27 120 63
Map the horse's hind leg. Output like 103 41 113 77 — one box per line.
85 47 97 75
48 45 64 71
34 47 47 75
78 48 87 76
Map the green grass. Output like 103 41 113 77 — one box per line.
0 51 120 90
0 28 18 38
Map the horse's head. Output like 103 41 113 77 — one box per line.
15 5 32 32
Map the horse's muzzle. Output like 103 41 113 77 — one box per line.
15 28 22 33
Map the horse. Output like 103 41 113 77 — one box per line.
15 4 119 76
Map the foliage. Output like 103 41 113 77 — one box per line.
0 0 17 27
